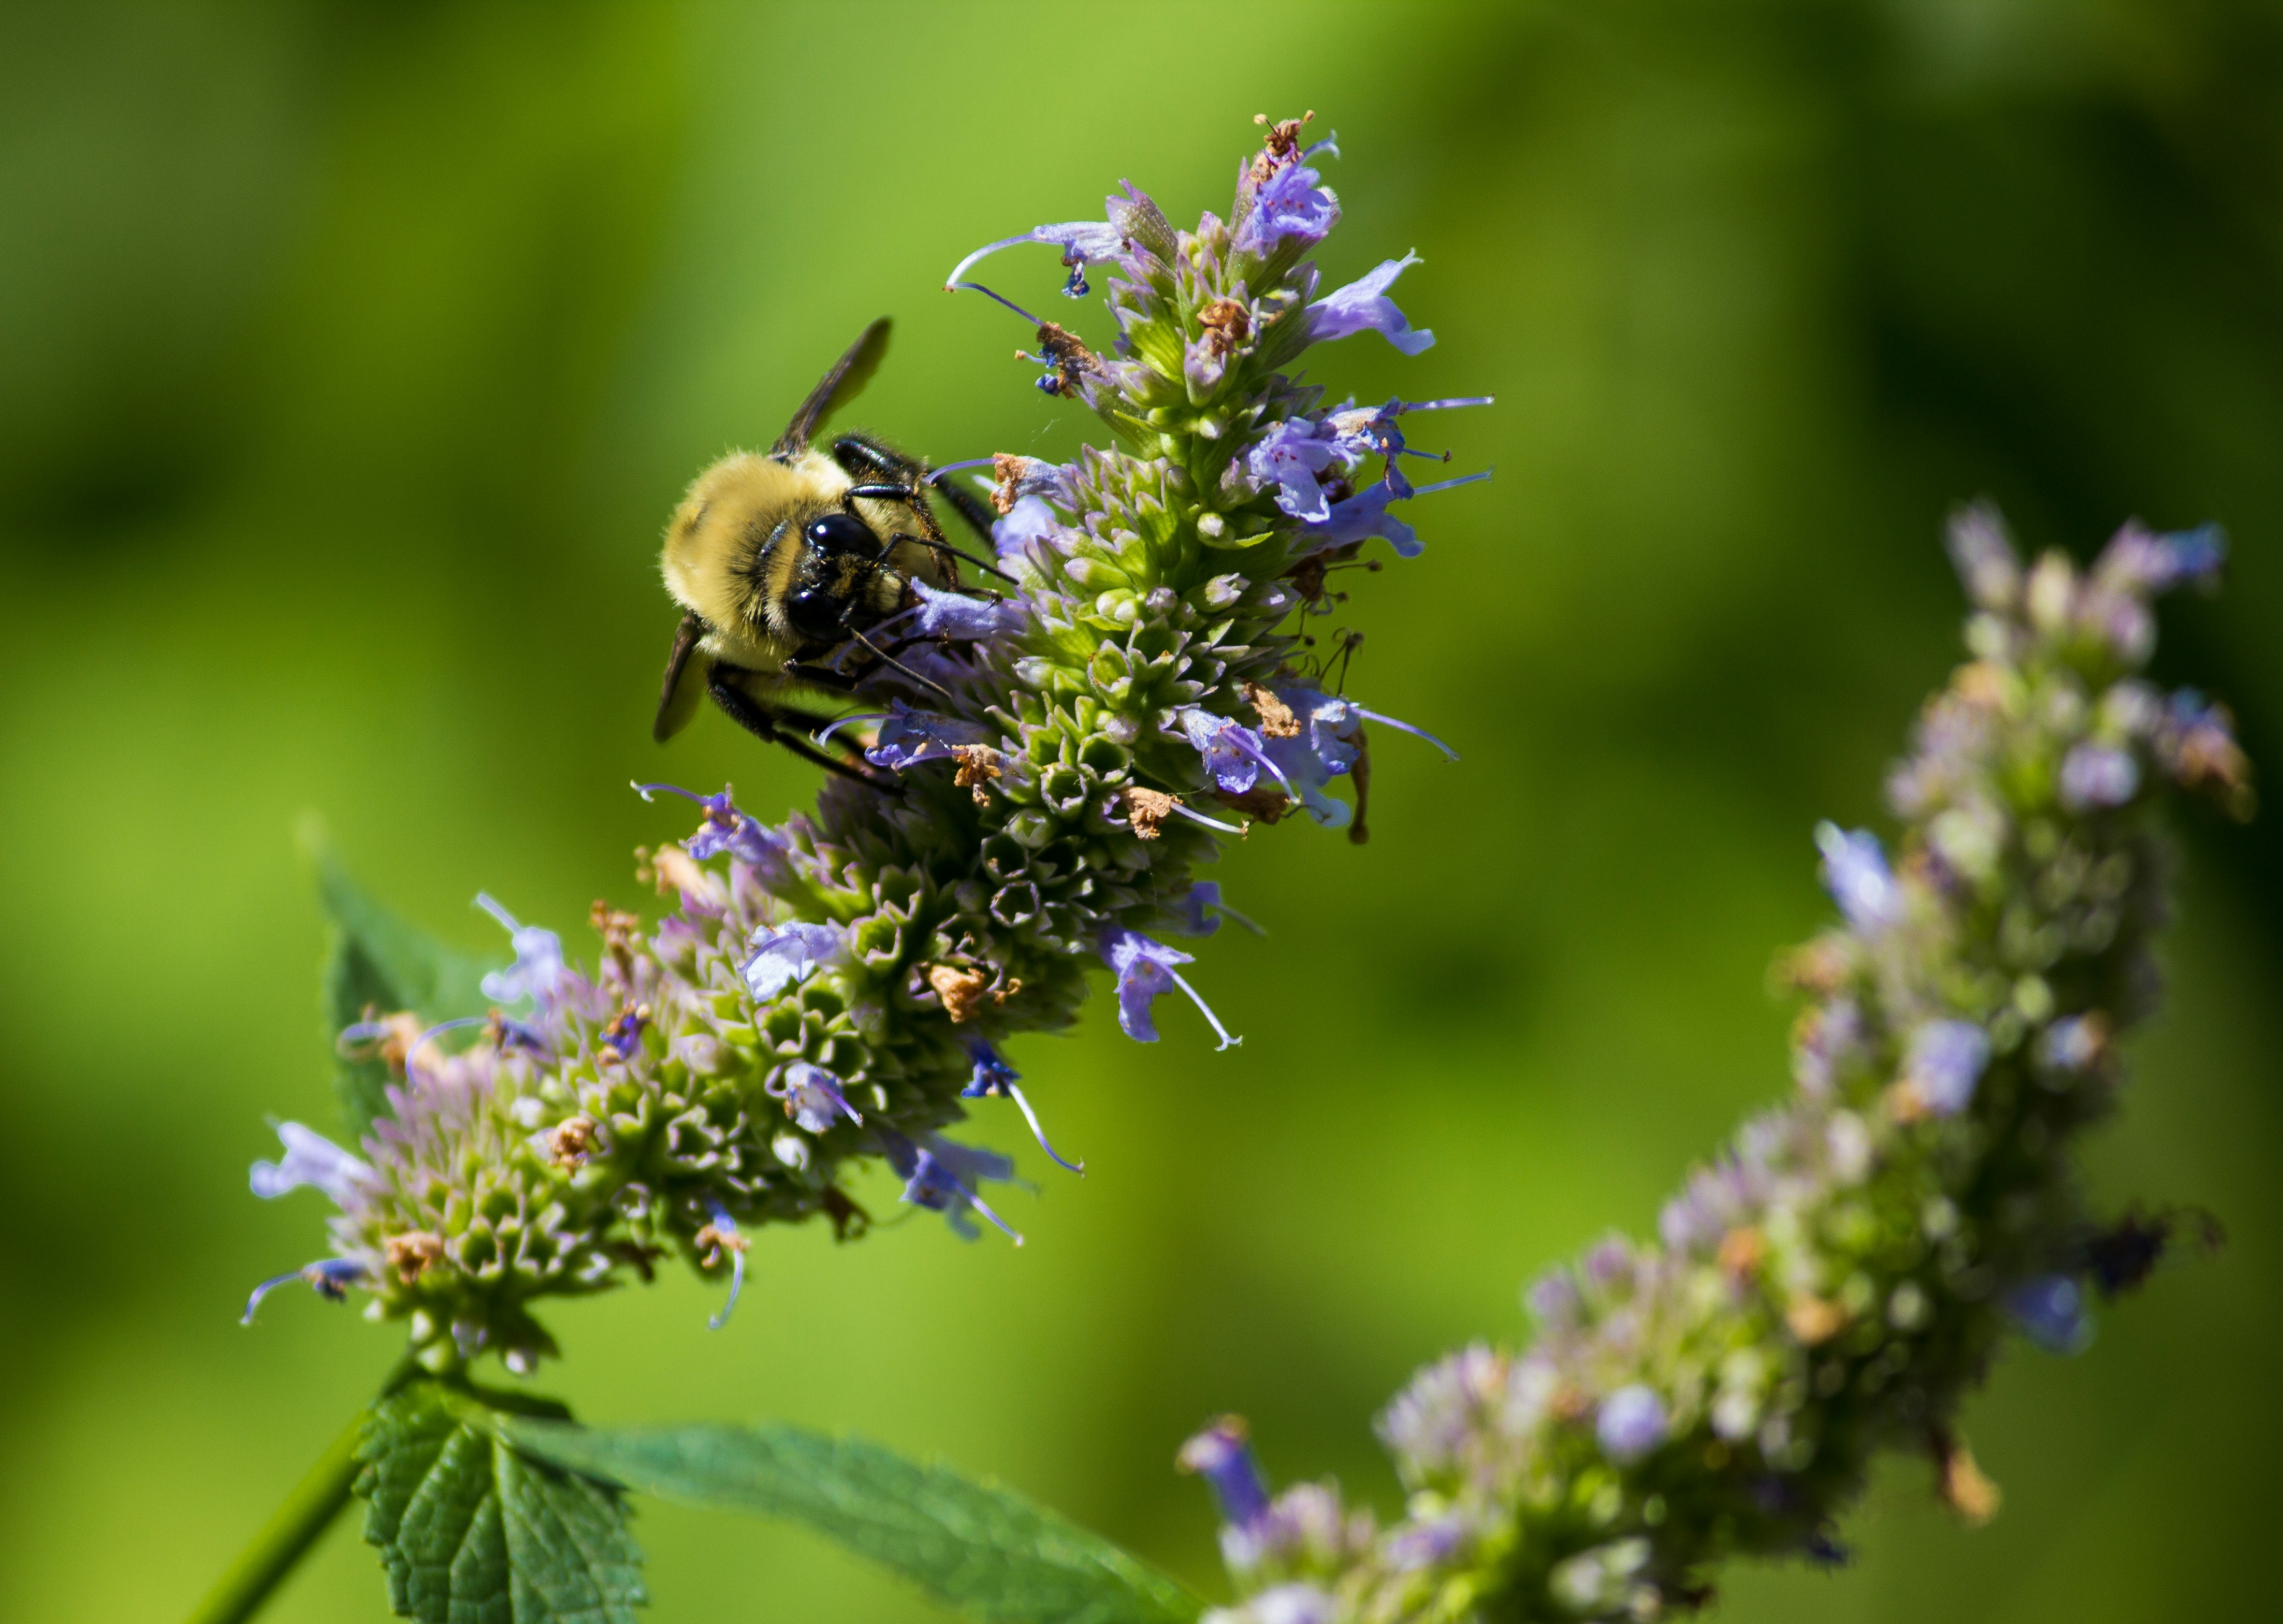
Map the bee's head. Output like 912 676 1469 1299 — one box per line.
784 509 904 646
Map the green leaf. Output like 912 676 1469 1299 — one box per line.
505 1419 1202 1624
357 1380 645 1624
311 838 499 1136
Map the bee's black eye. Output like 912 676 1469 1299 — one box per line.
784 585 843 642
805 513 875 554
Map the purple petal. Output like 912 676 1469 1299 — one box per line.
1307 253 1435 354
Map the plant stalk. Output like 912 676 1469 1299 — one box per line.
183 1407 366 1624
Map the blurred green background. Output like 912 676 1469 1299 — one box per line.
3 2 2279 1619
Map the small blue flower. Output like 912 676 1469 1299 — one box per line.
1235 156 1341 256
2097 519 2227 594
1099 923 1240 1050
864 702 991 772
1904 1020 1989 1117
1246 418 1340 522
962 1037 1083 1175
945 218 1128 298
1307 253 1435 354
633 782 788 869
1176 1417 1271 1527
2038 1013 2106 1072
1300 472 1491 557
1595 1385 1669 1463
250 1122 373 1209
1322 396 1494 498
2003 1273 2094 1354
1814 822 1902 934
241 1257 367 1325
2059 743 2140 811
1170 880 1259 939
474 893 566 1008
992 492 1065 564
602 1004 648 1060
697 1200 748 1331
905 579 1026 641
1175 706 1288 797
772 1060 862 1132
880 1129 1023 1243
745 921 843 1001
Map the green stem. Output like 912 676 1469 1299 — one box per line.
186 1362 413 1624
183 1408 363 1624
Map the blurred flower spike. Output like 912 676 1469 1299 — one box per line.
1184 503 2251 1623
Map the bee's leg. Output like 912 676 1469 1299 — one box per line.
923 467 1002 549
831 436 1015 585
706 666 898 792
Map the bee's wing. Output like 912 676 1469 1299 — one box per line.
654 611 710 742
771 317 892 456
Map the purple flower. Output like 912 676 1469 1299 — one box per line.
992 493 1064 564
602 1004 647 1060
1248 1588 1334 1624
1595 1385 1669 1463
745 920 843 1001
1386 1516 1467 1572
1098 924 1240 1050
1177 1417 1270 1527
1174 706 1286 796
2095 519 2227 595
1307 252 1434 354
772 1060 862 1132
1246 418 1340 522
945 219 1127 298
864 702 990 772
1814 822 1902 934
2038 1013 2106 1072
907 579 1025 641
2003 1273 2094 1354
1300 472 1490 557
881 1129 1022 1242
634 782 787 869
963 1037 1084 1174
1322 396 1494 498
2059 743 2140 811
699 1200 747 1331
1235 156 1340 256
250 1122 373 1208
1905 1020 1989 1117
1944 501 2022 612
475 893 566 1007
241 1257 367 1324
1171 880 1260 938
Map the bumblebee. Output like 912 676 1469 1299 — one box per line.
652 318 1002 780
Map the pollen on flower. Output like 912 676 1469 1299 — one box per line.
384 1230 446 1284
1125 786 1179 839
928 963 1002 1023
952 745 1001 804
1198 298 1252 360
1243 682 1301 738
549 1114 599 1169
591 901 643 973
694 1221 748 1268
1248 110 1316 183
340 1008 425 1075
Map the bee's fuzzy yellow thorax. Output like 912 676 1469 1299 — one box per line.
660 449 853 665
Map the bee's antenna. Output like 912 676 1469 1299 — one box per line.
849 628 957 701
949 281 1042 325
